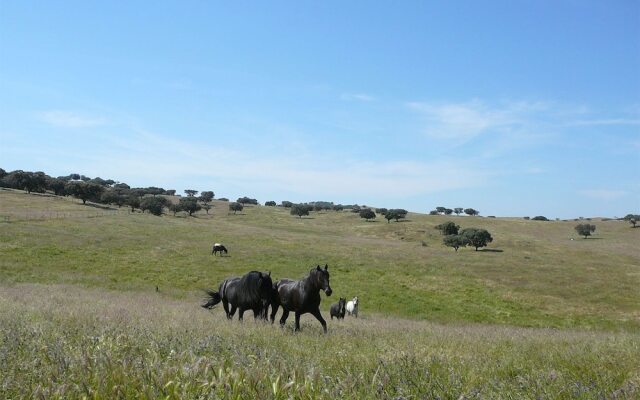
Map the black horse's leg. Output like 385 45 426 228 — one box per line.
222 299 231 319
279 310 289 327
310 308 328 333
229 304 237 319
238 308 245 321
270 303 279 324
294 311 301 332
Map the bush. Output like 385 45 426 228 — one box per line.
575 224 596 239
229 202 244 214
265 201 276 206
532 216 549 221
359 209 376 221
290 203 312 218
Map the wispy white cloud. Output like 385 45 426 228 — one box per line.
341 92 377 102
567 118 640 126
579 189 627 200
406 99 543 143
38 111 107 128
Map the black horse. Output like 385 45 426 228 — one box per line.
211 243 228 256
270 264 332 332
202 271 272 320
330 297 346 320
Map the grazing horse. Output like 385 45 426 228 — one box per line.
211 243 228 256
270 264 333 332
202 271 272 320
346 296 359 318
330 297 346 320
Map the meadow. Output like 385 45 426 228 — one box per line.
1 189 639 398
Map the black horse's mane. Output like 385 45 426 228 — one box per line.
235 271 271 306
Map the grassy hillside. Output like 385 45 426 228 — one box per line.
1 189 638 331
1 189 639 398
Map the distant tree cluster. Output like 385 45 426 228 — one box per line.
438 221 493 251
624 214 639 228
0 168 223 217
531 216 549 221
237 196 258 205
429 206 479 216
384 209 408 223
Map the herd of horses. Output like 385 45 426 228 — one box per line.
202 244 359 332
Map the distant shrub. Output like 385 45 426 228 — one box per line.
218 197 229 202
281 201 293 208
487 216 496 218
429 210 439 215
375 208 388 215
290 203 312 218
229 202 244 214
532 216 549 221
575 223 596 239
332 204 344 211
265 201 276 206
359 208 376 221
523 216 530 220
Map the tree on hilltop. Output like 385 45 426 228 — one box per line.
454 207 464 216
180 197 202 216
185 189 198 197
199 191 214 204
464 208 479 216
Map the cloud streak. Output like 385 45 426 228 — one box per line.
579 189 627 201
38 111 107 128
406 99 542 144
341 93 377 102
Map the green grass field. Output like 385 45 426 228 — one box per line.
1 189 639 398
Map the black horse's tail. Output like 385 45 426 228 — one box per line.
201 289 222 309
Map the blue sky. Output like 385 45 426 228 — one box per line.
1 1 638 218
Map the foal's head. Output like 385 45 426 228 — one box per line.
311 264 332 296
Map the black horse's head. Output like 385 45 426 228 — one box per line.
311 264 332 296
339 297 346 312
258 270 273 296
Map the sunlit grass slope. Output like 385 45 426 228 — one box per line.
1 284 638 399
1 189 638 330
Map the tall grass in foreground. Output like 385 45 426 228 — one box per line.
1 284 638 399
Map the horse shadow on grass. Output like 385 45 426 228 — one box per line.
479 249 504 253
